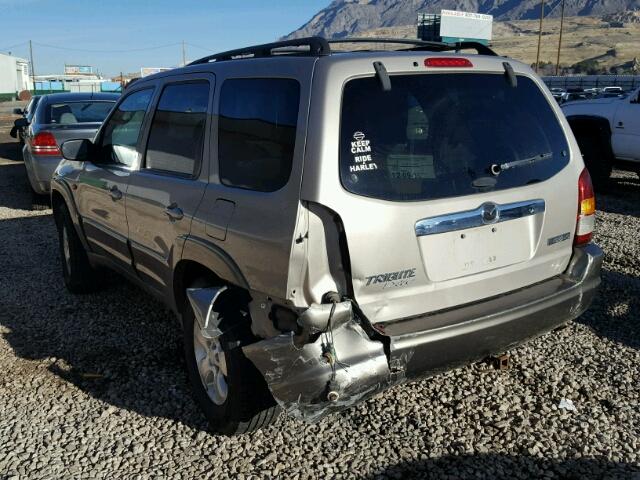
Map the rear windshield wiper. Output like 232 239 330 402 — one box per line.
490 152 552 176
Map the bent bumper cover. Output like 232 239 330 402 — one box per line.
244 244 603 421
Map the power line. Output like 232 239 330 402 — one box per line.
0 41 29 52
186 43 216 53
31 41 183 54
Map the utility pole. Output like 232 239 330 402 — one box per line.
555 0 566 76
29 40 35 93
535 0 545 73
182 41 186 66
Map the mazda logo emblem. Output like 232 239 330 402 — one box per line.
481 203 499 224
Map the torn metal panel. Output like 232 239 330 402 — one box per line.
248 295 283 339
297 301 352 334
243 314 390 422
186 286 227 339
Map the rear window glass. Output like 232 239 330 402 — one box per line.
46 101 115 125
340 74 569 201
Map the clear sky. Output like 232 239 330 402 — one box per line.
0 0 330 77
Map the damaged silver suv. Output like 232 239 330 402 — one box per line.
51 37 603 435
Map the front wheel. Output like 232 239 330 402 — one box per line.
54 203 101 293
183 291 280 435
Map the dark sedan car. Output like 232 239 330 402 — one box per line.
10 95 42 144
20 92 119 199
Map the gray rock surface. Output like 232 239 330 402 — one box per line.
285 0 640 39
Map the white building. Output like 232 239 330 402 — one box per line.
0 53 31 99
33 73 121 93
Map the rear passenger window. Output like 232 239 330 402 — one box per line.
145 81 209 176
219 78 300 192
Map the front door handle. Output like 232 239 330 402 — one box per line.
164 203 184 221
109 185 122 201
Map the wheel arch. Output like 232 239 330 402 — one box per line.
50 180 91 251
566 115 612 141
566 115 615 160
173 238 251 317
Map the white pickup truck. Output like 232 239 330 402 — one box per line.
562 87 640 189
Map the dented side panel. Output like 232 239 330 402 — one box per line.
243 246 602 422
243 313 390 422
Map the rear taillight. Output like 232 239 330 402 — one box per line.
575 168 595 246
31 131 61 156
424 57 473 68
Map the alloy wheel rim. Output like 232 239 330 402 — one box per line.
193 322 228 405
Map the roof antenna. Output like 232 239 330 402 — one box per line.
373 61 392 92
503 61 517 88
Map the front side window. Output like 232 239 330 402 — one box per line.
99 89 153 167
145 81 210 176
340 74 570 201
46 101 115 125
219 78 300 192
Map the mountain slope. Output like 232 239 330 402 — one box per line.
286 0 640 39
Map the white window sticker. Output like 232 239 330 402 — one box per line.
349 131 378 173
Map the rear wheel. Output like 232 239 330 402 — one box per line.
574 130 613 192
30 188 50 211
54 203 101 293
183 290 280 435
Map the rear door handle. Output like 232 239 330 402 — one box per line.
109 185 122 201
616 121 624 129
164 203 184 221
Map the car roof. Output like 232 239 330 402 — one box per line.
133 37 524 85
39 92 120 103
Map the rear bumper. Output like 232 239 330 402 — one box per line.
384 243 603 379
244 244 602 421
24 152 61 194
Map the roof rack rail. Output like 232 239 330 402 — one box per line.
327 37 498 57
188 37 331 65
186 36 497 66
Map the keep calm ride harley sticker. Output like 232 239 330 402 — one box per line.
349 131 378 173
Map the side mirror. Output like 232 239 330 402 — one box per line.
12 108 24 115
61 139 92 162
13 117 28 128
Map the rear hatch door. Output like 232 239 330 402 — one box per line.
305 59 580 325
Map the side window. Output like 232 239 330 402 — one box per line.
145 81 209 176
219 78 300 192
99 89 153 167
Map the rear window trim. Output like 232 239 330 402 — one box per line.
336 71 568 203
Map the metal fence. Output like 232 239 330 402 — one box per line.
543 75 640 91
34 81 122 94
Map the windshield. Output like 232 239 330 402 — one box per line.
45 101 115 125
340 74 570 201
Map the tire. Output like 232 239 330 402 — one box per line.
183 289 280 435
575 131 612 192
54 203 101 294
31 188 50 211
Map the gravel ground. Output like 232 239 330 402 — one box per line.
0 116 639 479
